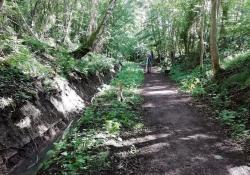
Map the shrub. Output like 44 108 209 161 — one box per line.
22 36 51 53
170 65 211 97
77 53 116 75
169 52 250 139
6 47 52 78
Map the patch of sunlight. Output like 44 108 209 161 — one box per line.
0 97 13 109
49 128 57 137
140 142 170 154
213 154 224 160
228 166 250 175
15 116 31 129
191 155 208 162
16 103 42 129
151 80 161 83
167 98 192 103
50 76 85 115
38 124 48 135
122 133 172 147
117 142 170 158
142 102 156 108
179 134 217 141
144 90 178 96
97 84 112 96
145 86 167 90
20 102 41 120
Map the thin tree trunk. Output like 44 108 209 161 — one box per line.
63 0 76 45
0 0 4 10
220 0 229 48
200 2 205 69
210 0 221 76
71 0 117 59
13 1 38 38
88 0 98 36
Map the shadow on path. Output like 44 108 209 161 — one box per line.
109 67 250 175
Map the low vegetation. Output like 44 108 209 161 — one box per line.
38 63 144 174
170 51 250 139
0 36 119 104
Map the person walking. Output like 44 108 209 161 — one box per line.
146 51 154 73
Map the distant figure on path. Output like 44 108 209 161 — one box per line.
146 51 154 73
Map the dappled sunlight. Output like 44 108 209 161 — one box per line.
144 89 178 96
166 97 192 104
191 155 208 162
179 134 217 141
228 166 250 175
50 76 85 115
142 102 156 108
0 97 13 109
16 102 41 129
122 133 172 147
144 86 168 90
213 154 224 160
38 124 48 135
139 142 170 155
15 116 31 129
0 0 248 174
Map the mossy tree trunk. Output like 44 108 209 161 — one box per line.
71 0 117 59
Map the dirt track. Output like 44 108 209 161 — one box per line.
112 68 250 175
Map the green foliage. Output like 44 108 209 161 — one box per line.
223 70 250 89
22 36 51 53
43 131 109 174
53 50 77 76
219 109 249 138
219 110 237 125
223 51 250 70
78 53 116 75
0 66 35 102
222 51 250 89
170 65 211 97
6 47 52 78
105 120 121 134
170 51 250 138
40 62 144 174
112 62 144 88
52 51 117 77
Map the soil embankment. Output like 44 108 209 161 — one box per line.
0 67 119 175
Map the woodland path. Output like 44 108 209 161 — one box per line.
113 67 250 175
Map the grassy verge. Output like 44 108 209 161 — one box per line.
38 62 144 174
169 51 250 139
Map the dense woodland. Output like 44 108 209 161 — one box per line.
0 0 250 174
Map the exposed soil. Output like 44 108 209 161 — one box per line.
0 68 117 175
108 67 250 175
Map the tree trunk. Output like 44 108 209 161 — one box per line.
199 2 205 69
71 0 117 59
0 0 4 10
219 0 229 48
210 0 221 76
88 0 98 36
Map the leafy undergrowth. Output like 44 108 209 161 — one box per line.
38 63 144 174
0 36 118 102
170 51 250 140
